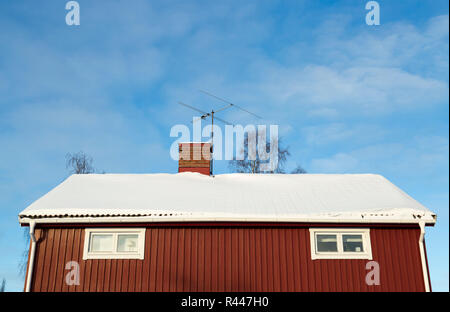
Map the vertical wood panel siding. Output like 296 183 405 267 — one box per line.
28 226 427 292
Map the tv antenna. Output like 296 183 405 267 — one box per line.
178 90 261 175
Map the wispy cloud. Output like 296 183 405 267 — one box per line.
310 136 449 179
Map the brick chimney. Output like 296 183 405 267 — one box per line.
178 142 212 175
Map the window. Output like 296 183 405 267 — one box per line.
309 228 372 260
316 234 338 252
83 228 146 260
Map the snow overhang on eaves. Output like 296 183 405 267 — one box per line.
18 173 437 226
18 211 437 226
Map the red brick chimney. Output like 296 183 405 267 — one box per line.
178 142 211 175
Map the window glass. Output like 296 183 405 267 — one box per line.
117 234 139 252
89 234 114 252
343 234 364 252
316 234 338 252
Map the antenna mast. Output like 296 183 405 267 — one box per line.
178 91 260 175
178 102 232 175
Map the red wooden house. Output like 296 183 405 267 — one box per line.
19 143 436 292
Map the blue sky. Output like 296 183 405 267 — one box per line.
0 0 448 291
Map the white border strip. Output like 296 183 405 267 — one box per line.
18 215 436 225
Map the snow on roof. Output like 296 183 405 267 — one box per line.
18 173 436 224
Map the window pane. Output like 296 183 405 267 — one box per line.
343 234 364 252
90 234 114 252
316 234 338 252
117 234 139 252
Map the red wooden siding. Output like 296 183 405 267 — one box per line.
27 225 427 292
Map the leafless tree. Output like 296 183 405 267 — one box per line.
228 130 298 174
19 228 30 277
19 152 100 282
291 164 307 174
66 151 95 174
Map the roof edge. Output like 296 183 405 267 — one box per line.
18 214 437 226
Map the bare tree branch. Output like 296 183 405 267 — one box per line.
228 130 304 174
19 151 101 283
18 227 30 278
66 151 95 174
0 278 6 292
291 164 307 174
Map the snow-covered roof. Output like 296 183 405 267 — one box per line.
18 173 436 224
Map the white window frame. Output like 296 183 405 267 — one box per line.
83 228 146 260
309 228 372 260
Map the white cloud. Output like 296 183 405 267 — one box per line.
306 108 339 119
302 123 387 145
160 15 449 126
250 63 449 118
310 153 359 173
309 136 449 178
